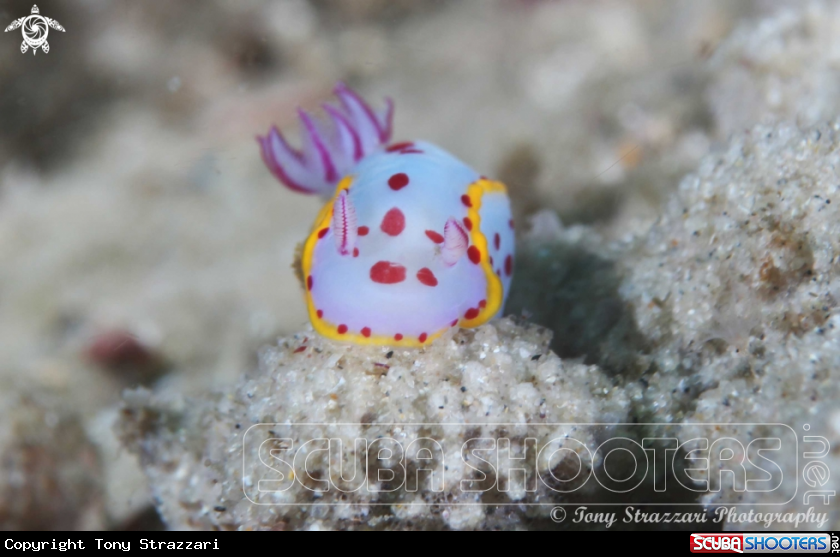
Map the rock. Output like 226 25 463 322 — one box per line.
119 319 629 530
0 387 105 530
709 2 840 137
619 119 840 529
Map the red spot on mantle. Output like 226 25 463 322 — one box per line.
425 230 444 244
494 233 500 251
505 255 513 276
318 228 329 239
461 194 472 207
468 246 481 264
388 173 409 191
361 327 371 338
358 226 369 236
464 308 479 320
381 207 406 236
386 142 414 152
463 217 473 231
416 267 438 287
338 324 348 335
307 275 313 290
419 333 428 343
386 142 423 155
370 261 407 284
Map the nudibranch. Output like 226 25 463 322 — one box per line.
258 83 514 347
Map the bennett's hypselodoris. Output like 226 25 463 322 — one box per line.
258 83 514 347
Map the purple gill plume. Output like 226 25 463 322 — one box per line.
257 83 394 196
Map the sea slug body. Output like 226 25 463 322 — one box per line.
258 84 514 347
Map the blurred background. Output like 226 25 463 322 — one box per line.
0 0 807 530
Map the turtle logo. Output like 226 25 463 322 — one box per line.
4 5 64 55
